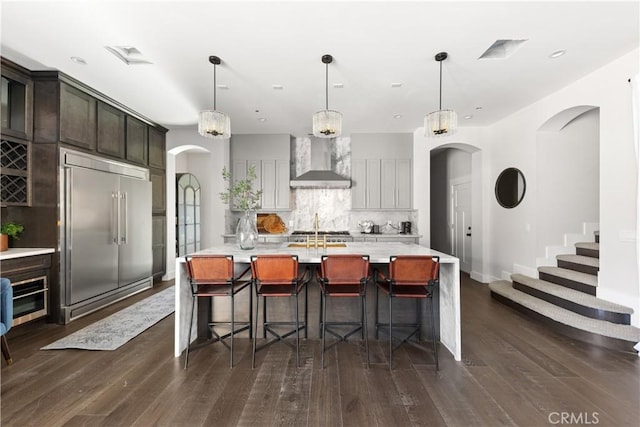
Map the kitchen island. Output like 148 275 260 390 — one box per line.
174 242 461 361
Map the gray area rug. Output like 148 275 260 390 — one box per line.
42 286 174 351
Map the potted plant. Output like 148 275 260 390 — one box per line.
0 221 24 252
219 165 263 249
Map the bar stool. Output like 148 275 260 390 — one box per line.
184 255 252 369
317 254 370 369
250 254 310 368
374 255 440 370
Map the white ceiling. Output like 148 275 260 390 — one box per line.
1 1 638 137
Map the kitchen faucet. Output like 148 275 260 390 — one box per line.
306 212 326 249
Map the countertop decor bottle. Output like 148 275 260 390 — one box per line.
236 211 258 250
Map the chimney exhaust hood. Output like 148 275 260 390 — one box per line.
290 137 351 188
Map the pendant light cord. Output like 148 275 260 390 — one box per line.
325 62 329 110
213 63 217 110
438 59 443 111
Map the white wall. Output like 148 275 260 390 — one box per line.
486 49 639 324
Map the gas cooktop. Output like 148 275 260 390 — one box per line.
290 230 351 235
289 230 352 242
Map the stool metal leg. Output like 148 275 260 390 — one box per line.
429 296 439 371
295 293 300 368
230 293 235 368
321 291 326 369
184 294 196 369
252 293 260 369
389 292 393 370
363 293 370 368
375 285 379 339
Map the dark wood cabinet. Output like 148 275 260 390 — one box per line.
126 116 148 165
1 59 33 141
96 101 125 158
59 82 96 151
148 126 165 169
1 136 31 206
152 216 166 281
150 167 166 214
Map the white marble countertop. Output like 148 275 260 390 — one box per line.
181 242 452 264
0 247 55 261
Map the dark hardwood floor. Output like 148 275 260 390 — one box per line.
1 274 638 426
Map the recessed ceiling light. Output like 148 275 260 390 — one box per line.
393 114 402 119
391 83 403 88
549 50 566 59
216 84 229 90
70 56 86 65
272 84 283 90
258 118 266 122
333 83 344 88
464 115 473 120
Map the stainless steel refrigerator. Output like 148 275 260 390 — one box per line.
59 149 153 323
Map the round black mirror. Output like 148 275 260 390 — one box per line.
495 167 526 208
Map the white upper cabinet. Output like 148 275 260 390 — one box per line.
231 134 291 211
351 133 413 210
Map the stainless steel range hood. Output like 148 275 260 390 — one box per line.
290 137 351 188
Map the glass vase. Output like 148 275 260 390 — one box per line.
236 211 258 250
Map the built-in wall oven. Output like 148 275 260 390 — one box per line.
11 275 48 326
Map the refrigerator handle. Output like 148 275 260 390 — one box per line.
112 192 120 244
121 192 128 244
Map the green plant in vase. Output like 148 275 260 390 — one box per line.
0 221 24 251
220 165 263 249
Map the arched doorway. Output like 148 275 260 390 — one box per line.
430 143 481 276
536 105 600 257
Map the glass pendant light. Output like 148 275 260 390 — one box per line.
312 54 342 138
198 55 231 139
425 52 457 137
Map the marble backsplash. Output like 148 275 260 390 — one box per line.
225 136 418 234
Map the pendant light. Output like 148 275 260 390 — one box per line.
425 51 457 137
312 54 342 138
198 55 231 139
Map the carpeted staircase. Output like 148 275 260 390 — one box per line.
489 232 640 353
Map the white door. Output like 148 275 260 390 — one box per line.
452 181 472 273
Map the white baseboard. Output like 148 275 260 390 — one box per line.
470 271 493 283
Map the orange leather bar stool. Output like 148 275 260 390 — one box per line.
250 254 310 368
374 255 440 370
317 254 370 369
184 255 252 369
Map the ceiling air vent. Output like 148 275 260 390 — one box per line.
105 46 152 65
478 39 528 59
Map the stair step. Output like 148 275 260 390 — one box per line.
538 266 597 295
489 281 640 347
575 242 599 258
557 254 599 276
511 274 632 324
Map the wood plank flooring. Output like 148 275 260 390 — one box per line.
1 275 638 426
